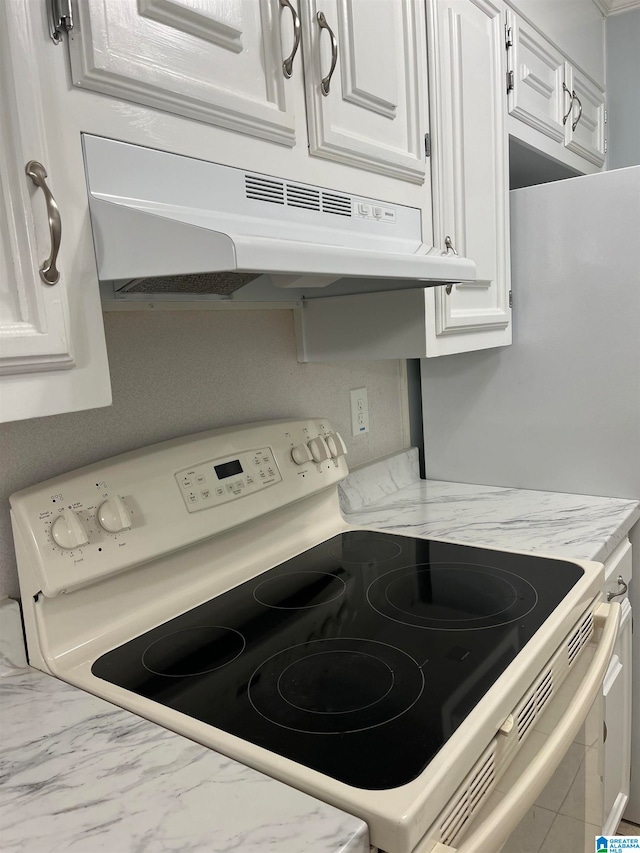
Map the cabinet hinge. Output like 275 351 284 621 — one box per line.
424 133 431 158
506 70 514 94
604 109 607 124
505 25 513 49
604 139 608 154
47 0 74 44
509 290 513 308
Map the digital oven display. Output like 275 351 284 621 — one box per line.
214 459 243 480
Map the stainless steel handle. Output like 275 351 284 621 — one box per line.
562 82 575 126
317 11 338 96
280 0 301 79
606 575 628 601
443 237 458 294
444 235 458 255
572 91 583 131
25 160 61 285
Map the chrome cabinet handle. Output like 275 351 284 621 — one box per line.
572 92 583 131
606 575 628 601
444 235 458 256
562 82 575 126
317 11 338 96
280 0 301 79
25 160 61 285
443 237 458 294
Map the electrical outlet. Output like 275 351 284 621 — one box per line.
350 387 370 436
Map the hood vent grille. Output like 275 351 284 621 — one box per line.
245 173 351 218
245 174 285 205
568 611 594 665
286 184 321 211
322 191 352 216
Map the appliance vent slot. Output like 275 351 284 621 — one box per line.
286 183 321 211
322 191 352 217
439 747 496 847
567 611 594 665
516 669 554 741
245 174 285 205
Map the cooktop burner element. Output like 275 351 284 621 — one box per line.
92 531 584 789
248 638 424 733
367 564 538 630
253 571 346 609
328 531 403 564
142 626 246 677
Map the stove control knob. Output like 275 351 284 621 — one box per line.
326 432 348 459
308 436 331 462
97 496 132 533
51 510 89 550
291 443 313 465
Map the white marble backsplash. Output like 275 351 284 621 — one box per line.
339 447 419 513
344 478 640 563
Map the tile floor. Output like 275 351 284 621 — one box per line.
618 820 640 835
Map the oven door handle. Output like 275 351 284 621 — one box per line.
426 601 621 853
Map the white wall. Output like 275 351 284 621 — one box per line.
606 9 640 169
0 309 407 598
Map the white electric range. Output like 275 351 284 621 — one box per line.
10 419 619 853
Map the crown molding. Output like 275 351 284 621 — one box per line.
594 0 640 15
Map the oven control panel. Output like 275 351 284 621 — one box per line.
10 418 349 599
175 447 282 512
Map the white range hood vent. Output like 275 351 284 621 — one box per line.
83 135 476 291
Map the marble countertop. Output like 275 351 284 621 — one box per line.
0 603 368 853
341 448 640 563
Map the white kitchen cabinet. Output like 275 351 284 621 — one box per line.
0 0 111 423
425 0 511 356
67 0 298 147
66 0 428 185
564 64 606 167
296 0 512 362
601 539 633 835
298 0 428 183
506 11 566 145
506 9 606 172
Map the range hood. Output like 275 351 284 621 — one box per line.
83 135 476 291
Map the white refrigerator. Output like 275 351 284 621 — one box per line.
420 165 640 822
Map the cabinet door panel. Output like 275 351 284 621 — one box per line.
0 0 111 422
428 0 510 354
68 0 296 145
565 65 605 167
507 11 565 143
602 599 632 833
0 7 73 377
300 0 427 183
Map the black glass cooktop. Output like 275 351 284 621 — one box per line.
92 532 583 789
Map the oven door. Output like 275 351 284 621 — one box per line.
423 601 620 853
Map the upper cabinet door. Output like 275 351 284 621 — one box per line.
506 10 565 143
427 0 511 356
67 0 297 146
0 0 111 422
299 0 428 183
0 6 73 377
564 64 606 167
